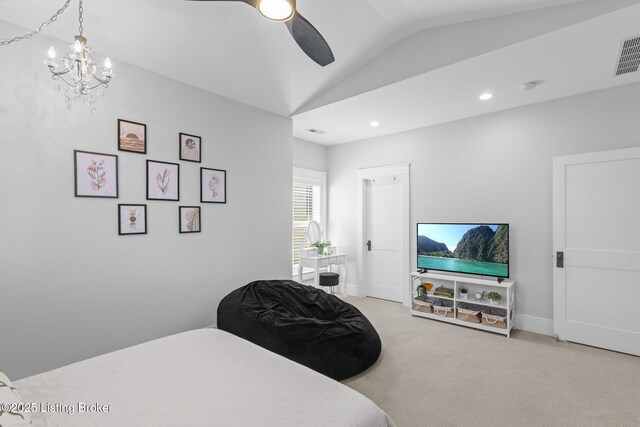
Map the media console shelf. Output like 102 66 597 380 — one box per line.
410 271 516 337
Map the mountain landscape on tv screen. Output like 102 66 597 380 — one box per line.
417 225 509 277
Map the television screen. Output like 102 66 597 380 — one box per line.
417 223 509 278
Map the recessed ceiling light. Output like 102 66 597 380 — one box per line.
479 93 494 101
369 121 380 127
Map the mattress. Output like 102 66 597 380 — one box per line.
16 328 393 427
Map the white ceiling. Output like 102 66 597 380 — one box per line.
2 0 640 145
295 0 640 144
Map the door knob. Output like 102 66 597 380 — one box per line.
556 251 564 268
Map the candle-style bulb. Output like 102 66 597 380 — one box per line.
73 39 82 53
104 57 112 70
47 46 56 59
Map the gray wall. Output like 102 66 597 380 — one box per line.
327 83 640 332
293 138 328 172
0 22 293 379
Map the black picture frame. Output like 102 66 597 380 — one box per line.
118 204 148 236
179 206 201 233
200 167 227 204
118 119 147 154
147 160 180 201
74 150 119 198
179 133 202 163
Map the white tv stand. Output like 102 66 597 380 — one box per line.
410 271 516 337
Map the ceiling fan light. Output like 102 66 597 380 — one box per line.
257 0 295 22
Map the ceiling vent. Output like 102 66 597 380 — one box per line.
306 128 326 135
615 35 640 76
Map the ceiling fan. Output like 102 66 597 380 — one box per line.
188 0 335 67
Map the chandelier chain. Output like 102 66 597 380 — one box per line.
0 0 73 46
78 0 84 36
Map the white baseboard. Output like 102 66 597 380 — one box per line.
345 283 363 297
515 314 553 336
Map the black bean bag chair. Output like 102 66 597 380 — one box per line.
217 280 381 381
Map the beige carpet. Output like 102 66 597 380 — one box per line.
340 296 640 427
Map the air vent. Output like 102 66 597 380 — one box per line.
615 35 640 76
306 128 326 135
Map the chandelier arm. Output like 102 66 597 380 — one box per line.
0 0 73 46
86 67 111 84
51 74 75 88
87 72 111 85
86 81 109 91
47 65 72 77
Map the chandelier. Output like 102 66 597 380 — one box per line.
44 0 113 112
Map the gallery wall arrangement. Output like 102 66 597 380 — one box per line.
73 119 226 236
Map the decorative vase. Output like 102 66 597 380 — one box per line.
317 247 323 255
461 293 468 300
490 299 499 305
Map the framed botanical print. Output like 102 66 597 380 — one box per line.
179 133 201 163
179 206 201 233
200 167 226 204
118 204 147 235
118 119 147 154
74 150 119 198
147 160 180 201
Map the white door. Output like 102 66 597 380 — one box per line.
553 147 640 356
366 175 404 302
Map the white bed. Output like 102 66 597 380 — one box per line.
16 328 393 427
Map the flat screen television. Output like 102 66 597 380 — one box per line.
417 223 509 278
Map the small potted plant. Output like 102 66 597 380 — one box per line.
310 240 332 255
460 287 468 300
487 291 502 305
416 285 427 300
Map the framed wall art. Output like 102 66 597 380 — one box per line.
118 119 147 154
179 206 201 233
118 204 147 235
74 150 119 198
147 160 180 201
200 167 226 204
179 133 201 163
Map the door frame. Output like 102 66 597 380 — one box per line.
356 164 410 305
553 146 640 352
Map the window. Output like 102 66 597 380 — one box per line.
292 168 326 275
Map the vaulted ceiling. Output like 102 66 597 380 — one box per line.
2 0 640 144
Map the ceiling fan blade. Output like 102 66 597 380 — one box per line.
285 12 335 67
186 0 257 6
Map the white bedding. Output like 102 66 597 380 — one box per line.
16 329 393 427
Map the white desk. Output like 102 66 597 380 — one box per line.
298 253 347 289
